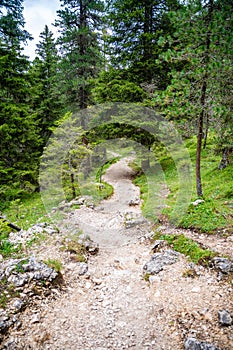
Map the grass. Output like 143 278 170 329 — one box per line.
3 192 50 231
43 258 62 272
0 279 20 308
60 237 87 262
155 233 216 265
132 134 233 233
0 240 22 258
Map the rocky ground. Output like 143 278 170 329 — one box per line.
1 159 233 349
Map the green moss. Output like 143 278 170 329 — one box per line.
156 233 216 265
44 258 62 272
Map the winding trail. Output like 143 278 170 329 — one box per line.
4 159 233 350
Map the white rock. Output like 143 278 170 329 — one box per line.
191 286 201 293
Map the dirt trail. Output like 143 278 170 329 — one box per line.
4 159 233 350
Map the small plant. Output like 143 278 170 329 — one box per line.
14 259 29 273
61 237 88 262
182 268 198 278
0 279 20 308
0 240 21 258
154 232 216 265
44 259 62 272
143 272 151 282
0 219 12 239
0 291 8 308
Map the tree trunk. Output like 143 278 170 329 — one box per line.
196 106 204 197
203 113 209 149
218 148 229 169
195 0 213 197
79 0 88 117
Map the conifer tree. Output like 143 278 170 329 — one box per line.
0 0 41 200
107 0 180 85
154 0 233 196
30 25 64 146
55 0 105 117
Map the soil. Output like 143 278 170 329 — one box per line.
3 159 233 350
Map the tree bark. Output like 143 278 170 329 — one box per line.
195 0 213 197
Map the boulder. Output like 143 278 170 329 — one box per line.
143 250 179 275
218 309 232 326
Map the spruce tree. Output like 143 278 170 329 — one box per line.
55 0 105 117
107 0 180 85
0 0 41 201
154 0 233 196
30 25 64 146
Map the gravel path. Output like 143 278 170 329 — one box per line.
3 159 233 350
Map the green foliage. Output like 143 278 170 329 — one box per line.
0 2 41 202
155 233 216 265
107 0 180 84
0 219 12 239
92 70 146 103
60 239 87 263
133 134 233 233
3 193 50 230
0 240 21 258
29 25 64 146
55 0 105 110
44 258 62 272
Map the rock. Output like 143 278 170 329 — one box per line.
31 314 40 324
191 286 201 293
78 262 88 276
79 237 99 255
22 257 58 281
218 309 232 326
185 337 219 350
213 257 233 274
0 315 10 333
11 298 24 311
7 273 29 287
143 250 179 275
124 212 145 229
191 199 205 206
151 240 166 252
128 196 140 206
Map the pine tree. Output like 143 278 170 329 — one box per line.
30 25 64 146
0 0 41 201
154 0 233 196
107 0 180 85
55 0 105 117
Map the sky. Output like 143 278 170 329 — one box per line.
23 0 61 60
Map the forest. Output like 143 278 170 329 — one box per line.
0 0 232 233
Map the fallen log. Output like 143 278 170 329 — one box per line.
0 216 21 232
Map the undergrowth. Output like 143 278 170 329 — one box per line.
154 232 216 265
133 134 233 233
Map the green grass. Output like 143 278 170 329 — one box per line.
154 232 216 265
3 192 50 231
43 258 62 272
132 134 233 233
0 240 22 258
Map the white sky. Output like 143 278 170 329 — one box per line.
23 0 61 60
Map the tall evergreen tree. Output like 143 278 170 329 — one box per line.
55 0 105 117
154 0 233 196
107 0 180 85
30 25 64 146
0 0 41 200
